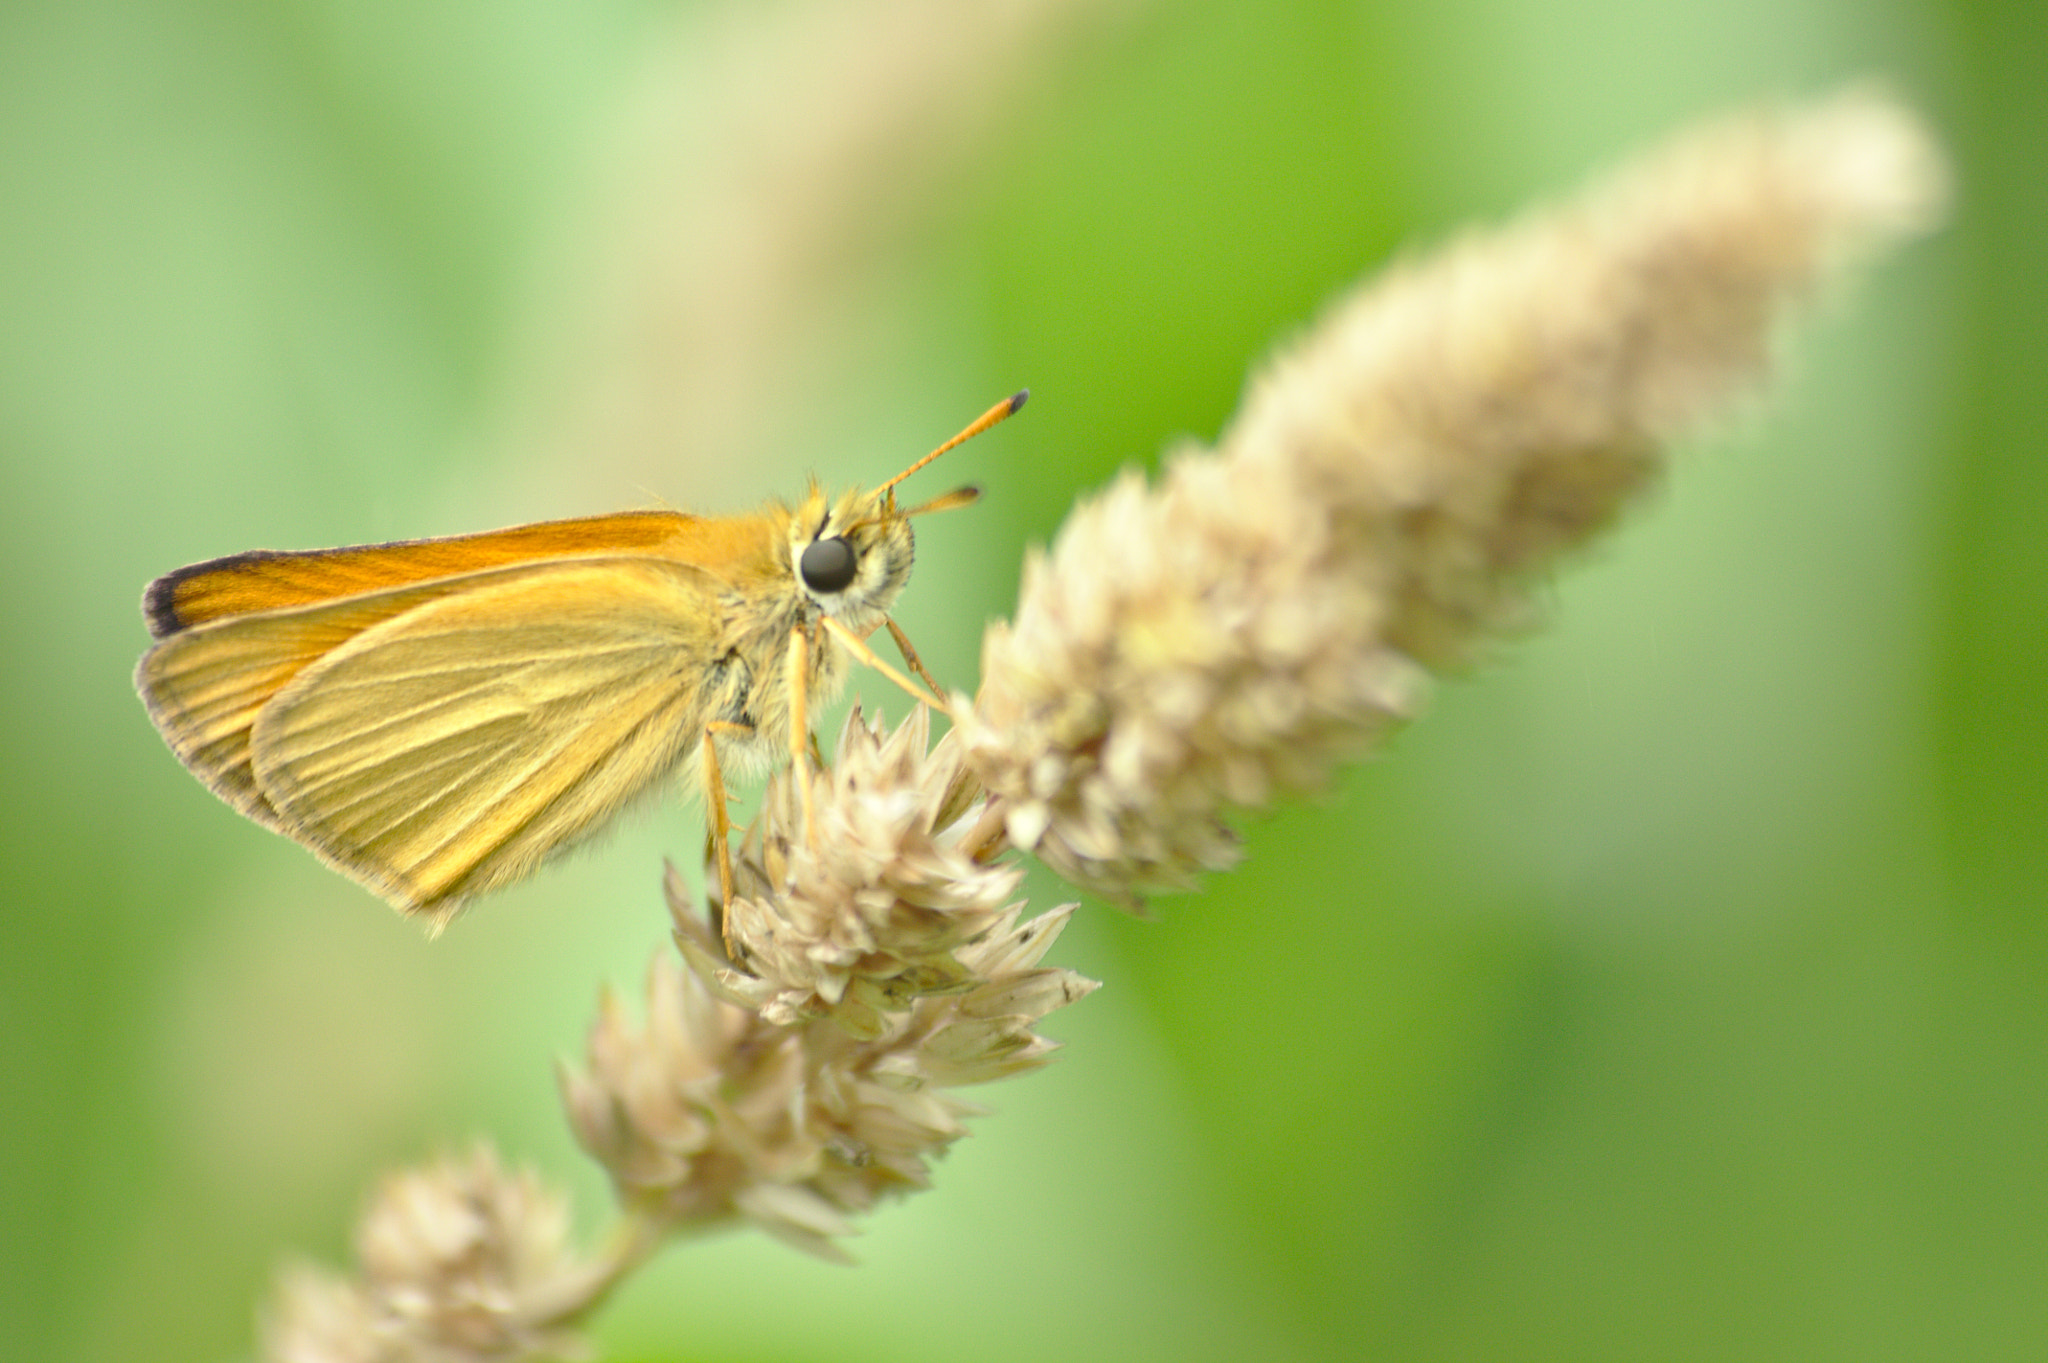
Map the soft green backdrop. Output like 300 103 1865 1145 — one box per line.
4 1 2040 1360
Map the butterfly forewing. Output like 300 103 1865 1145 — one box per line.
135 574 529 828
248 558 725 917
144 511 699 637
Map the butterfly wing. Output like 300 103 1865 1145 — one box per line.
143 510 697 637
136 575 503 830
242 557 727 920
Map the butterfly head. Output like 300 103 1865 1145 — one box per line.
780 391 1021 632
784 483 917 631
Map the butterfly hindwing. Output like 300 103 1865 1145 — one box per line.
246 557 727 919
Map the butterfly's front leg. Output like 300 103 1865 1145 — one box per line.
786 622 816 850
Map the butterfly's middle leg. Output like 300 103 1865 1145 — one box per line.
701 721 749 954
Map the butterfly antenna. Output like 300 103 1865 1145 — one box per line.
898 484 982 519
876 390 1029 502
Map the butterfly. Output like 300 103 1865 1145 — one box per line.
136 391 1023 928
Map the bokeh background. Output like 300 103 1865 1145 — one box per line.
4 0 2040 1359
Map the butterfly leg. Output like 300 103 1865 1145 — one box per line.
884 616 948 703
701 723 745 952
787 623 816 848
817 614 953 719
804 616 829 767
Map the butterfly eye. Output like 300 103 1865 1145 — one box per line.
799 536 858 593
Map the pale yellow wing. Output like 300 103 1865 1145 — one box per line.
136 574 503 830
246 558 726 920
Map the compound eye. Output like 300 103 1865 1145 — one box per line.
799 536 858 593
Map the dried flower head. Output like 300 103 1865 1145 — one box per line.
263 1146 598 1363
704 707 1019 1035
564 913 1091 1260
560 709 1096 1259
960 90 1947 905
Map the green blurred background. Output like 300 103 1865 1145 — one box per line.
4 0 2041 1359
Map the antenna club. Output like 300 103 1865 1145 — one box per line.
1008 389 1030 414
875 391 1030 496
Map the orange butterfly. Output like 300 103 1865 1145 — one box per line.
136 392 1023 928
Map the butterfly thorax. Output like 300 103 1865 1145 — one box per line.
702 483 914 776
